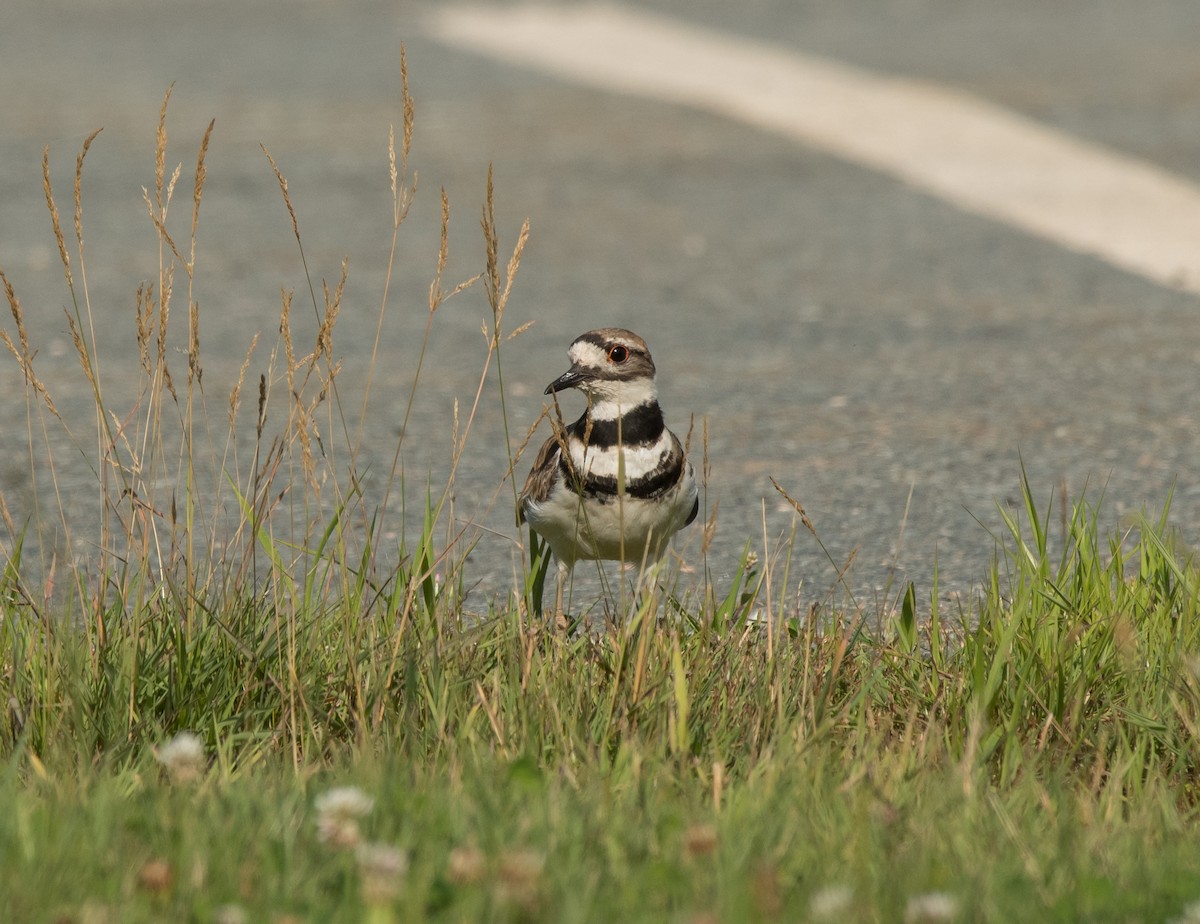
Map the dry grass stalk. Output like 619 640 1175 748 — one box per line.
702 419 717 556
769 475 816 535
450 397 461 473
481 167 500 319
229 332 261 428
146 86 186 266
7 67 551 668
450 173 530 479
259 140 339 498
63 308 96 393
0 267 59 418
0 267 32 361
256 373 267 439
155 84 172 211
188 299 201 386
142 187 186 270
274 286 321 489
498 220 530 326
279 288 299 399
0 328 57 418
261 146 300 242
106 408 145 488
388 123 397 208
157 264 176 399
393 46 417 229
315 259 347 366
0 492 16 539
429 188 450 310
136 282 153 375
479 164 530 343
70 130 109 427
42 147 72 290
503 406 551 490
408 170 535 596
400 46 414 173
165 166 182 217
73 128 103 266
367 116 478 584
190 118 215 277
427 189 479 316
354 86 417 475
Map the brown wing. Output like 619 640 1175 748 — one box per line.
517 434 562 525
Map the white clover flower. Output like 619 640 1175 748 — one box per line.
1168 899 1200 924
315 786 375 847
214 905 249 924
682 823 718 857
497 847 545 909
356 841 409 903
904 892 961 923
447 844 486 885
154 731 206 783
809 884 854 919
315 786 375 816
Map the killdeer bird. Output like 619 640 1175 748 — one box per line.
519 328 699 617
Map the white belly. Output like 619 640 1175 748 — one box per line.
525 470 697 568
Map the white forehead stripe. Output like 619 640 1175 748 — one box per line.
569 340 611 368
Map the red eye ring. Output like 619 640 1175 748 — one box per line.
608 344 629 363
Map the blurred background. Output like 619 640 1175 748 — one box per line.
2 0 1199 611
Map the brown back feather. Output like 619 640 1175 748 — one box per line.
517 434 562 525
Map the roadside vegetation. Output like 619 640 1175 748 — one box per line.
2 67 1200 923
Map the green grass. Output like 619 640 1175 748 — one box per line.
3 74 1200 923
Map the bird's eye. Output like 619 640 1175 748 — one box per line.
608 344 629 364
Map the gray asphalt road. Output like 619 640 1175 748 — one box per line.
2 0 1199 614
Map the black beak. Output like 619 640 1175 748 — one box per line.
544 366 592 395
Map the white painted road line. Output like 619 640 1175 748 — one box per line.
426 3 1200 296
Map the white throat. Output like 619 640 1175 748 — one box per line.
586 376 658 421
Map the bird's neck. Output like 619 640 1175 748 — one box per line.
584 377 659 422
571 396 664 449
